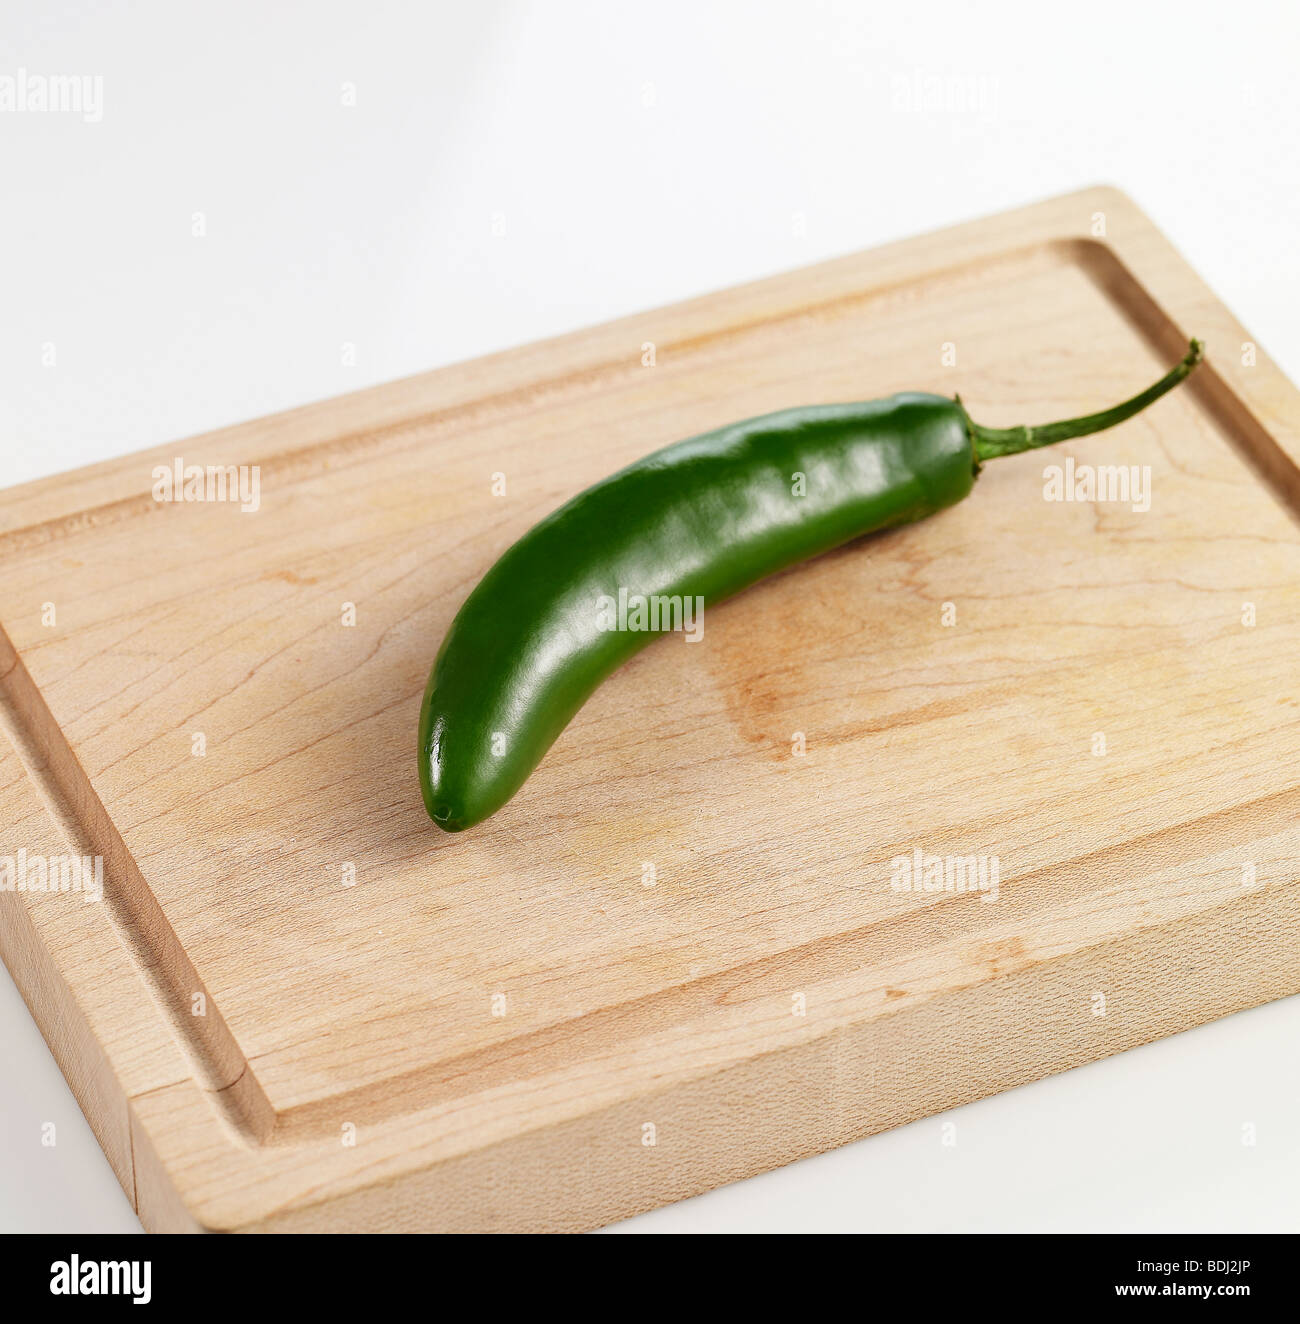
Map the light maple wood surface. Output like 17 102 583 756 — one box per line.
1 187 1298 1232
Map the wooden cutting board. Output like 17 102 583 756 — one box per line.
2 188 1298 1233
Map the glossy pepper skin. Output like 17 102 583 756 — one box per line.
419 395 977 830
419 342 1203 831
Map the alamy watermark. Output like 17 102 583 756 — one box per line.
891 69 998 117
1043 459 1151 513
153 458 261 513
0 849 103 904
595 588 705 642
889 846 1000 903
0 68 102 122
50 1255 150 1305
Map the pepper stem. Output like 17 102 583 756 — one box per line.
967 339 1203 461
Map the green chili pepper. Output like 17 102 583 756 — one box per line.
420 340 1203 831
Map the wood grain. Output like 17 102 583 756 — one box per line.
1 187 1298 1231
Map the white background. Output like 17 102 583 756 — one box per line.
1 0 1298 1233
